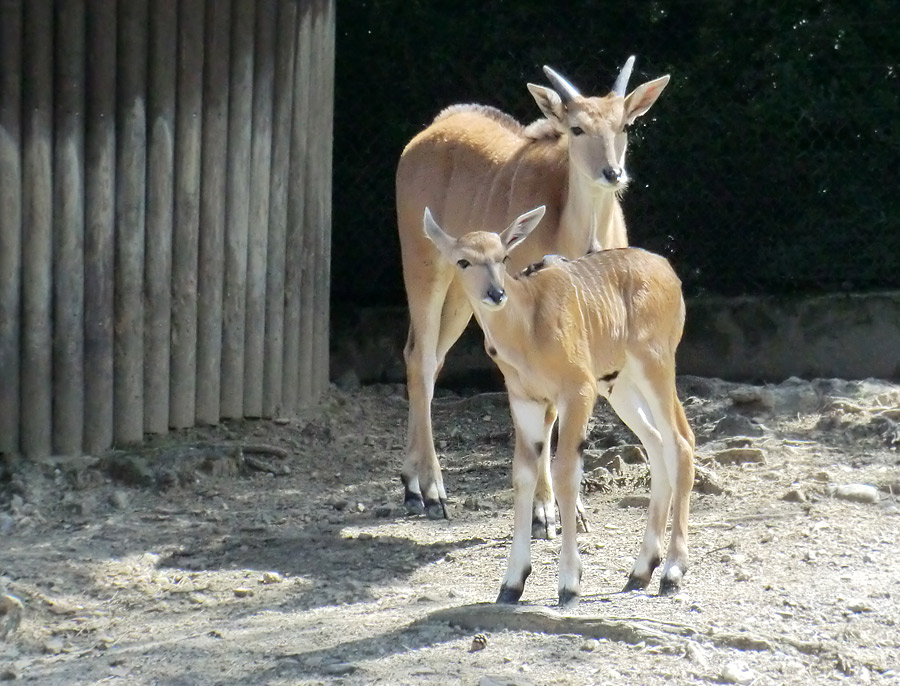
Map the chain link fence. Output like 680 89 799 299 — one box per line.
332 0 898 306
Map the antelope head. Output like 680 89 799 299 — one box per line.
527 57 669 191
423 207 546 311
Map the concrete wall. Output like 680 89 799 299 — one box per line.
680 292 900 381
332 292 900 387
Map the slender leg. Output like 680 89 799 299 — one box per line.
434 279 472 367
402 268 453 517
554 389 595 607
531 405 558 539
575 494 590 534
497 397 546 603
530 408 590 539
608 371 669 591
405 280 475 518
630 355 694 595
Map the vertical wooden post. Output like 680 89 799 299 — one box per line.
20 0 54 457
0 0 22 454
53 0 86 455
220 0 255 419
297 2 317 409
144 0 177 435
262 0 298 418
114 0 149 444
306 0 322 403
313 0 335 400
170 0 205 429
195 0 231 425
83 0 116 454
243 0 276 419
322 0 336 398
283 5 311 415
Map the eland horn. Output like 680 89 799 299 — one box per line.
542 65 581 103
612 55 636 96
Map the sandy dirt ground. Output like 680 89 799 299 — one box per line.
2 375 899 685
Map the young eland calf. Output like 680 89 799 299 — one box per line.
423 206 695 605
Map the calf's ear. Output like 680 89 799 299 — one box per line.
423 208 457 258
501 205 545 252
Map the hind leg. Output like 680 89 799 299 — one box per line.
619 354 694 594
631 355 694 594
527 409 590 539
608 371 670 592
531 406 558 539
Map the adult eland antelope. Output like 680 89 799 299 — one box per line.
397 57 670 525
422 206 694 604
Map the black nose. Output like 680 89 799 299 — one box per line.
602 166 623 183
487 285 505 304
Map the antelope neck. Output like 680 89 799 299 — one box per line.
473 277 530 350
560 167 619 253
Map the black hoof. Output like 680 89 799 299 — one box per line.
404 495 425 516
531 517 556 540
401 476 425 516
558 589 580 608
424 498 449 520
496 585 523 604
622 573 650 592
658 575 681 596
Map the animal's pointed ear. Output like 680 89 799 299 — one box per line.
527 83 566 131
624 75 669 125
501 206 546 253
423 208 456 258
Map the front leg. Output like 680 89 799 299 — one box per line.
553 390 595 607
401 268 454 519
497 397 546 603
402 330 444 518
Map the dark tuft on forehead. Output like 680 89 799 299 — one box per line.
571 95 625 126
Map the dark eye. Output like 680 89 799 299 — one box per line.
457 259 470 269
570 126 585 136
502 255 511 264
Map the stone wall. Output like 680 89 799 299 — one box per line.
331 292 900 388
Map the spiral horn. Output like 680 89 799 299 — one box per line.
612 55 636 96
542 65 581 103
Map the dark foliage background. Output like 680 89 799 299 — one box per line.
332 1 898 305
